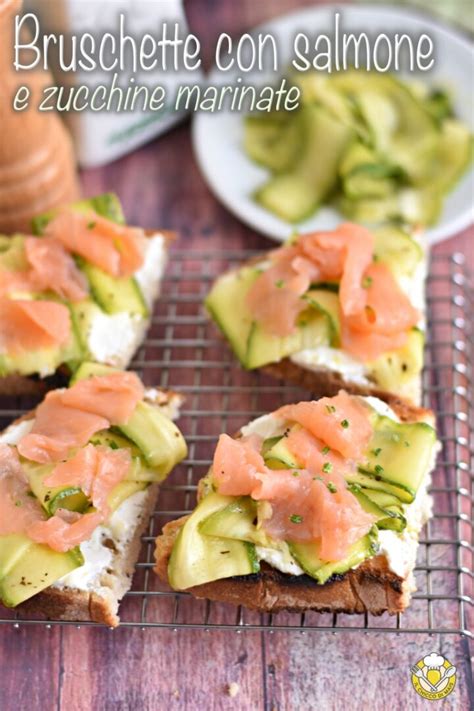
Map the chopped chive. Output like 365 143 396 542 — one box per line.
322 445 330 455
374 464 384 475
109 441 119 450
275 279 285 288
15 500 22 507
362 276 373 289
87 221 96 229
341 419 350 429
322 462 332 473
313 475 323 481
289 514 303 524
404 441 410 448
292 471 300 477
327 482 337 493
325 405 336 414
372 447 382 457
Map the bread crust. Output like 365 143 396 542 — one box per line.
0 365 74 396
263 359 421 413
154 516 410 615
0 228 175 396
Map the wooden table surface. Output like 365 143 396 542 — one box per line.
1 2 473 709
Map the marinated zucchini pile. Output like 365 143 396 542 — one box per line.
244 70 472 226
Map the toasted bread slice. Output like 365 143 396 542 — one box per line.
0 228 175 397
0 388 184 627
154 397 436 616
206 229 427 407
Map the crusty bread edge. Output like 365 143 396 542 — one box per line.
0 229 175 397
262 359 422 412
154 398 432 615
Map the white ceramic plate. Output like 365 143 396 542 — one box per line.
192 4 474 244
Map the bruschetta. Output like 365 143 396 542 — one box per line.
0 363 187 626
155 391 439 616
205 223 426 406
0 193 173 395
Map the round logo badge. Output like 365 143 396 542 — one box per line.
411 652 457 700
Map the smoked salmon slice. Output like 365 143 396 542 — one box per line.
212 433 265 496
246 254 319 337
0 444 46 536
340 262 420 361
245 223 419 362
61 372 144 424
17 373 143 463
18 391 109 463
276 391 373 460
28 510 104 553
0 269 33 298
0 442 128 552
44 444 131 514
45 210 146 277
24 236 88 302
211 393 375 562
0 299 71 354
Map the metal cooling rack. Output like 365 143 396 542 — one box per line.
0 251 472 636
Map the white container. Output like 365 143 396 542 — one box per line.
24 0 202 167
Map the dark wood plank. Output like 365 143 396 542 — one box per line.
59 628 264 711
264 631 473 710
0 626 61 710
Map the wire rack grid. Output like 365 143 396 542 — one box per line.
0 250 472 635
